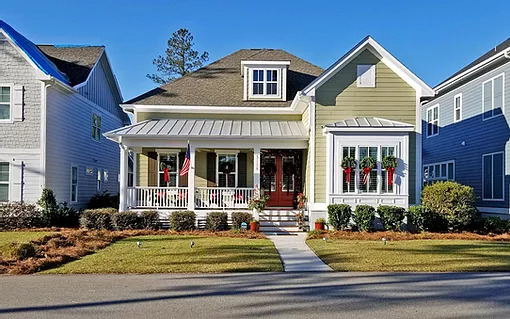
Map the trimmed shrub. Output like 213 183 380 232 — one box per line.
377 205 405 231
87 191 119 209
3 242 38 260
170 211 196 231
80 208 116 230
231 212 252 229
0 202 41 230
476 217 509 235
112 211 141 230
42 202 80 228
205 212 229 231
422 181 477 231
37 188 57 210
140 211 160 230
407 206 426 232
328 204 352 230
353 205 375 232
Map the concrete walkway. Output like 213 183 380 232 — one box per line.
266 233 332 272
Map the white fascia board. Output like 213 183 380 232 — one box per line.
435 49 510 93
241 60 291 66
121 104 303 115
106 134 309 141
303 37 434 97
323 126 415 134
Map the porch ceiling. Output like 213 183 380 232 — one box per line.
105 118 308 141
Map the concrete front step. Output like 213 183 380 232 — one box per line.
260 210 300 217
259 215 297 222
260 226 301 233
260 221 298 227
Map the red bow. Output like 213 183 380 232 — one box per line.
387 167 395 186
344 167 352 183
362 167 371 185
163 167 169 182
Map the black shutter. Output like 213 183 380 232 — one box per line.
147 152 158 186
207 152 216 187
238 152 247 187
178 152 188 187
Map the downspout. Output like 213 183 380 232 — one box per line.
40 81 52 189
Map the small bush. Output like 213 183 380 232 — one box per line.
422 181 477 231
80 208 116 230
0 202 41 230
41 202 80 228
377 205 406 231
205 212 228 231
139 211 160 230
328 204 352 230
87 191 119 209
170 211 196 231
354 205 375 232
407 206 426 232
473 217 509 235
37 188 57 210
231 212 253 229
112 211 141 230
3 242 38 260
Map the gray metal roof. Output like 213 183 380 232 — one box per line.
105 119 308 139
324 117 414 129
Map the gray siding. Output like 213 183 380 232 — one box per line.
45 86 123 207
77 55 121 116
0 40 41 148
422 60 510 212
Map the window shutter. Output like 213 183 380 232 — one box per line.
12 85 24 122
206 152 216 187
178 152 188 187
147 152 157 186
238 152 247 187
10 160 24 201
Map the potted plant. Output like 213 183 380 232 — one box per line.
296 192 307 230
315 218 326 230
248 188 270 214
249 220 260 232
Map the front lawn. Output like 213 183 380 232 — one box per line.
44 235 283 273
0 231 55 256
307 238 510 272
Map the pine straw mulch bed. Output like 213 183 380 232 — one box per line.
308 230 510 242
0 229 266 275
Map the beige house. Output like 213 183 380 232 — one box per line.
105 36 433 229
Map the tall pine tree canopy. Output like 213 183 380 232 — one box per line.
147 28 209 84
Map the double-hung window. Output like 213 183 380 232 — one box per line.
71 166 78 202
482 74 504 120
483 152 504 201
96 169 102 191
0 87 11 121
92 113 101 141
381 146 395 193
359 146 378 193
0 162 9 202
158 153 179 187
217 154 237 187
454 93 462 122
251 69 279 97
342 147 356 193
426 104 439 137
423 161 455 185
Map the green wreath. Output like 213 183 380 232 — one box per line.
382 155 398 169
341 156 356 169
360 156 376 169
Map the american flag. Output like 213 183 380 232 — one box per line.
179 143 190 176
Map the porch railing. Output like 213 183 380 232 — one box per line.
195 187 254 209
127 187 189 209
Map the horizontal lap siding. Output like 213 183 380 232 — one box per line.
422 61 510 210
45 87 123 207
314 49 417 203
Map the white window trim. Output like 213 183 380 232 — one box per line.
482 73 505 121
216 153 238 188
0 162 10 202
356 64 376 88
91 113 102 142
423 160 455 183
0 83 13 123
248 68 281 99
482 151 504 202
453 93 462 123
426 104 439 138
157 152 180 187
70 165 78 203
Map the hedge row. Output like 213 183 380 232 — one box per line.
80 209 160 230
169 211 253 231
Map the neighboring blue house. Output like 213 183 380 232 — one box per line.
0 20 130 207
422 38 510 217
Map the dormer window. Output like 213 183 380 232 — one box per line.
241 60 290 101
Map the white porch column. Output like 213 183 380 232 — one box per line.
253 147 261 189
119 145 128 212
187 145 196 211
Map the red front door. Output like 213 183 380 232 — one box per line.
262 154 296 207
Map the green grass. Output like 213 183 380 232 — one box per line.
43 235 283 274
0 231 54 256
307 239 510 272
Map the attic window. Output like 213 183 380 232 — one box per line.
250 69 280 98
357 64 376 87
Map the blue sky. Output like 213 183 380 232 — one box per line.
2 0 509 100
